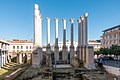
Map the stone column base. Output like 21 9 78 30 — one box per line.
70 46 74 65
62 46 68 63
32 47 43 68
84 46 95 69
46 48 52 67
54 47 59 66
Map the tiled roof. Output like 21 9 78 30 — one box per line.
8 39 33 43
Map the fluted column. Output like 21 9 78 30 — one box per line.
46 17 51 47
70 18 74 47
32 4 43 68
84 13 88 46
83 13 88 62
80 16 84 46
62 18 68 62
54 18 59 66
62 18 66 47
34 4 42 47
54 18 59 47
77 18 82 61
70 18 74 64
46 17 52 67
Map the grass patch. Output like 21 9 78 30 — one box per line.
0 62 30 80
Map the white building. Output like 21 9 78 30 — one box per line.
0 39 10 68
52 41 78 51
88 40 101 51
52 40 101 51
8 39 33 57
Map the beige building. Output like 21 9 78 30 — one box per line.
101 25 120 48
8 39 33 56
0 39 10 68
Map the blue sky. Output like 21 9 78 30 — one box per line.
0 0 120 45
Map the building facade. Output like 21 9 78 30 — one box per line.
52 41 78 51
9 39 33 57
8 39 33 64
88 40 101 51
52 40 101 52
101 25 120 48
0 39 10 68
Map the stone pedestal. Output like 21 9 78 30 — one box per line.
77 46 82 61
46 47 52 67
70 46 74 64
84 46 95 69
54 48 59 68
82 46 86 62
54 46 59 61
32 47 43 68
62 46 68 62
71 57 79 67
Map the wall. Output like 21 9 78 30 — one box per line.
103 65 120 76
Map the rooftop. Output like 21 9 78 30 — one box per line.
0 39 10 44
8 39 33 43
102 25 120 32
89 40 101 43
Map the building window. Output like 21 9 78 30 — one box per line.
107 36 109 40
119 40 120 43
119 33 120 36
13 46 15 49
21 46 23 49
110 35 112 39
17 46 19 49
29 50 31 52
26 46 28 49
114 34 117 38
17 50 19 53
30 46 31 49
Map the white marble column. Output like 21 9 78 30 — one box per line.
32 4 43 68
70 18 74 64
84 13 88 46
77 18 82 61
54 18 59 46
46 17 51 47
54 18 59 66
62 18 66 47
82 13 88 62
80 16 86 62
62 18 68 62
3 44 5 65
80 16 84 46
46 17 52 66
34 4 42 47
19 53 23 64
